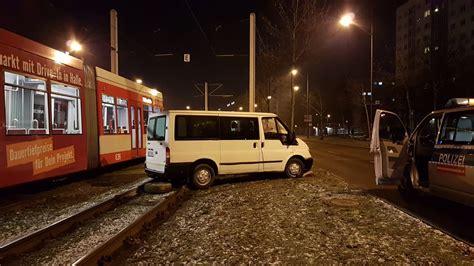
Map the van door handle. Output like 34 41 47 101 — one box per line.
253 142 257 148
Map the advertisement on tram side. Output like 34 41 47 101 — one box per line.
0 29 87 188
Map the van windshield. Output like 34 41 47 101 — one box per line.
148 116 166 141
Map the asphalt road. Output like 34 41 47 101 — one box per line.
306 137 474 245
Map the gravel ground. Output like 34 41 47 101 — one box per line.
122 171 474 264
0 164 149 246
5 191 173 265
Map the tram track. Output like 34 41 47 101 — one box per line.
73 186 189 265
0 179 169 264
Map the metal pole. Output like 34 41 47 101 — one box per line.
319 88 324 139
369 14 374 138
306 74 310 139
204 82 208 111
249 13 256 112
290 74 295 130
110 9 119 74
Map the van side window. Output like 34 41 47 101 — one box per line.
175 115 219 140
379 113 406 142
439 111 474 145
262 118 279 139
220 117 259 140
147 116 166 141
276 119 288 135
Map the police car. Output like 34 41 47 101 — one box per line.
370 98 474 206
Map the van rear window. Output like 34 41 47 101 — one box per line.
147 116 166 141
175 116 218 140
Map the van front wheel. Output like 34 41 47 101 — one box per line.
284 158 304 178
190 164 215 190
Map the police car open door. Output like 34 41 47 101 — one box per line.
370 110 409 185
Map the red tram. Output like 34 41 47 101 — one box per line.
0 29 163 188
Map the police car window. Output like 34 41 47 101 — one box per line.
439 111 474 145
419 115 442 137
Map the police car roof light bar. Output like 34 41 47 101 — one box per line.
445 98 474 108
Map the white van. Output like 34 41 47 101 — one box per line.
145 111 313 189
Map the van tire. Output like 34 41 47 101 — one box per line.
190 164 215 190
284 158 304 178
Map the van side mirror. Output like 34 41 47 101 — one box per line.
280 133 288 144
291 131 297 144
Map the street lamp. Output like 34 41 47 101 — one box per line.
186 106 190 110
67 40 82 52
290 68 298 130
136 79 143 84
339 12 374 137
293 86 300 91
339 13 355 27
266 95 272 112
239 106 243 111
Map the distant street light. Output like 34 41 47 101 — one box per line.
186 106 190 110
136 79 143 84
254 104 258 108
327 114 331 118
239 106 243 111
266 95 272 112
290 68 298 129
294 86 300 91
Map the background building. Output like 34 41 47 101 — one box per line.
396 0 474 125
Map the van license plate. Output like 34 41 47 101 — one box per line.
148 151 154 157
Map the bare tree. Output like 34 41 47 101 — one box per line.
257 0 330 127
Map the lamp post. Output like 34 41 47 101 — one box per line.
290 68 298 130
339 12 374 137
267 95 272 112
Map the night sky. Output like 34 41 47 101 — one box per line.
1 0 406 121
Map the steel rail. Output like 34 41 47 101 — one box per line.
0 178 151 261
72 186 188 266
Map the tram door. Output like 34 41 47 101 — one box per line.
130 105 143 158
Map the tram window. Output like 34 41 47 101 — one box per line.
4 71 49 135
143 105 152 128
51 83 82 134
116 98 129 134
102 94 116 134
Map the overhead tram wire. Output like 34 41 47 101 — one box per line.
183 0 216 55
